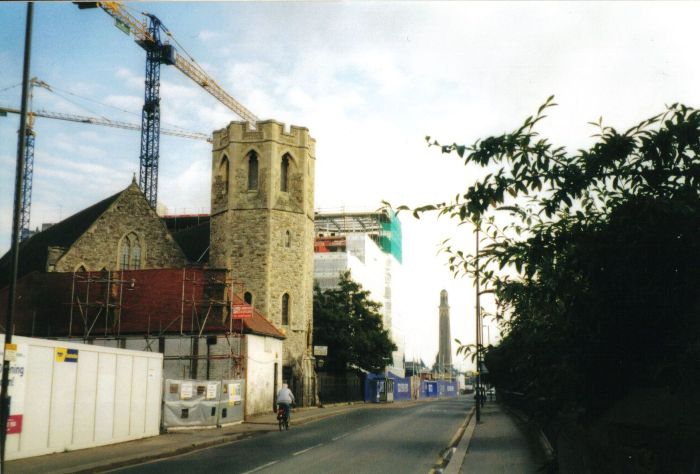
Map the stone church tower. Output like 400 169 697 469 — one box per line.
209 120 316 404
438 289 453 374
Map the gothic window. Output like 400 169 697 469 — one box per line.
220 155 230 195
119 233 143 270
281 293 290 325
75 264 87 272
281 154 290 192
247 151 258 191
120 239 130 270
131 240 141 269
244 292 253 305
285 230 291 248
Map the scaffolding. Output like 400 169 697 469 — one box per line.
67 268 247 380
314 209 402 263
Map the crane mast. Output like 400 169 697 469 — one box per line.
78 1 258 208
139 14 165 208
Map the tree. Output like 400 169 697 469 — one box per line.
398 99 700 415
313 271 397 374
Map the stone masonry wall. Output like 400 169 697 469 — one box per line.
55 183 187 272
210 120 316 371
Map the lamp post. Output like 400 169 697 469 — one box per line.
1 4 33 469
474 224 481 422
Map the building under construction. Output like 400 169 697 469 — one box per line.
314 209 405 375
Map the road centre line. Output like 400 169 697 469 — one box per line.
332 432 351 441
242 460 279 474
293 443 323 456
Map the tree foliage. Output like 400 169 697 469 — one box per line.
399 99 700 415
313 271 397 374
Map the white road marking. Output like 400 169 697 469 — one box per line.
356 424 373 431
332 432 351 441
292 443 323 456
242 460 279 474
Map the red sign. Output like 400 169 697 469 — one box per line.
7 415 22 434
232 304 253 319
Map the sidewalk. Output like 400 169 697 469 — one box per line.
448 403 547 474
5 402 374 474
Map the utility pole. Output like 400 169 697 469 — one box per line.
475 224 481 422
1 3 33 468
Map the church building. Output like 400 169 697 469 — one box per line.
0 119 318 411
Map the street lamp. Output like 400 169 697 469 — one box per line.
474 224 482 422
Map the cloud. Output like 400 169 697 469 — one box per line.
197 29 221 42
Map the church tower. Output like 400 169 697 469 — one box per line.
438 289 453 374
210 120 316 404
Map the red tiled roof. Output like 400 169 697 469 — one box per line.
0 268 284 340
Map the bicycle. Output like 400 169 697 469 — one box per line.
277 404 290 431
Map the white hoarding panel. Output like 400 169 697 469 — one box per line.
20 345 53 456
72 350 98 447
113 355 134 439
129 356 148 435
94 352 117 443
48 352 78 449
145 357 161 435
0 336 163 460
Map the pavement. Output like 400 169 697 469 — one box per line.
6 399 546 474
444 402 550 474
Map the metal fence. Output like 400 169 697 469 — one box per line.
317 372 364 404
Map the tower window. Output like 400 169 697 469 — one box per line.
119 233 143 270
281 154 290 192
285 230 291 248
248 152 258 191
282 293 290 325
220 155 230 195
244 292 253 305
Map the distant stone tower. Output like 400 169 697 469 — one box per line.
438 289 453 374
210 120 316 405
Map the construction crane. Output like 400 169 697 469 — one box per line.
0 104 212 142
77 2 258 207
16 77 44 241
1 77 211 241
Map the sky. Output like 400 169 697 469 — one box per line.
2 1 700 370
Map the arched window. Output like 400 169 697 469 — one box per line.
131 240 141 269
220 155 230 195
285 230 291 248
244 292 253 305
247 151 258 191
75 264 87 273
281 293 290 325
120 239 131 270
119 233 143 270
280 154 290 192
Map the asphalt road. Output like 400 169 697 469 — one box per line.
117 396 472 474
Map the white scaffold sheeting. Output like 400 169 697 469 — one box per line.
163 378 245 430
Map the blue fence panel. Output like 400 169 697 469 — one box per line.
445 381 458 397
423 380 438 398
393 377 411 401
364 373 379 402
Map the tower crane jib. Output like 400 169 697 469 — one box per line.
77 1 257 208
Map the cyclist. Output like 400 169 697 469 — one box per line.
276 383 295 427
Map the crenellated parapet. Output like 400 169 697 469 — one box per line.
213 120 315 156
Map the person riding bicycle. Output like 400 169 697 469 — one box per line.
276 383 295 423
